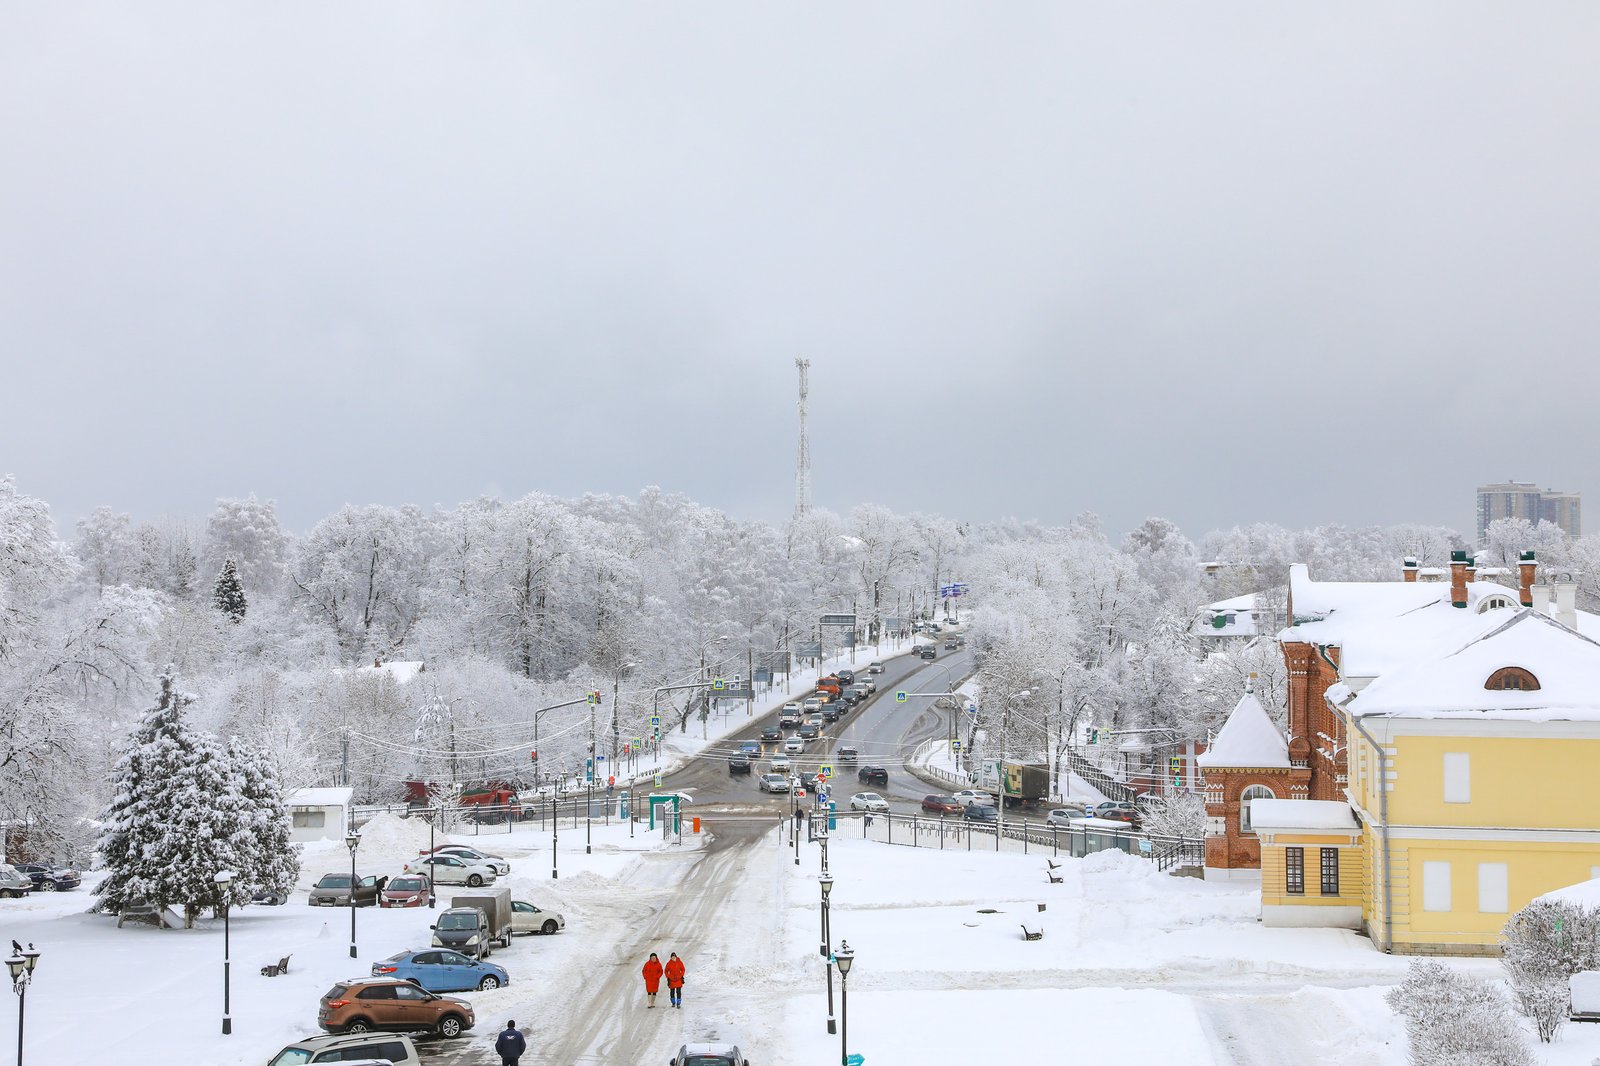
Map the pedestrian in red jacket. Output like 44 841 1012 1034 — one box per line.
665 951 686 1009
642 952 664 1008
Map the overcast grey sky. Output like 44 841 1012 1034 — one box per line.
4 3 1598 538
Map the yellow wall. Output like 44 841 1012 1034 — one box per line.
1260 836 1364 909
1388 734 1600 829
1391 839 1600 950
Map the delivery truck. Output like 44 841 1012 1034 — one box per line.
446 886 514 952
975 759 1050 810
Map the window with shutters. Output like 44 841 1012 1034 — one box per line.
1285 847 1305 895
1320 848 1339 896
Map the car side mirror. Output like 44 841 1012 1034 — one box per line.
429 925 436 931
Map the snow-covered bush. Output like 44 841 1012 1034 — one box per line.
1384 959 1532 1066
1501 897 1600 1042
1139 791 1206 839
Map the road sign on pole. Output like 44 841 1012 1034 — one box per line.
895 691 907 702
846 1054 865 1066
819 763 834 778
820 613 857 627
654 773 663 788
952 740 963 752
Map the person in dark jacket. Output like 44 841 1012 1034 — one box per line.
495 1020 527 1066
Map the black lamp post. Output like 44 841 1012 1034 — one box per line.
214 870 234 1035
345 831 361 959
552 774 560 880
820 874 836 1034
428 804 438 909
7 942 40 1066
834 940 854 1066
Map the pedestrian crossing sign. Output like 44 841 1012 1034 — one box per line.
952 740 963 752
654 773 663 787
895 691 907 702
819 763 834 778
713 677 725 690
650 715 661 727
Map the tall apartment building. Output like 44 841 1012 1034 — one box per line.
1476 481 1581 543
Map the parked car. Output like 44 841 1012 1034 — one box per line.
13 863 80 891
309 873 381 907
760 726 783 743
919 646 937 660
857 766 888 786
671 1043 750 1066
951 789 994 808
267 1032 421 1066
1097 808 1141 828
370 948 508 992
379 874 431 908
430 905 495 959
964 804 999 823
758 773 790 794
251 888 289 906
784 736 804 754
867 661 884 674
797 723 820 741
1045 808 1082 828
423 845 510 876
770 754 792 773
729 754 753 775
921 795 964 815
404 854 497 888
850 792 889 813
0 865 33 898
318 978 475 1038
511 900 565 935
837 746 859 763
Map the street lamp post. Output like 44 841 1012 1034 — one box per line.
214 870 235 1035
835 941 854 1066
7 942 40 1066
820 874 836 1035
345 831 361 959
428 803 439 908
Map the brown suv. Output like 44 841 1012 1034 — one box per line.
317 978 476 1038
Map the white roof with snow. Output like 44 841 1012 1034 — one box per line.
1196 691 1289 769
1248 799 1358 832
288 786 353 808
1538 876 1600 910
365 660 424 684
1346 610 1600 721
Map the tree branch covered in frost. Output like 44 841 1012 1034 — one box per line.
1384 959 1532 1066
1501 898 1600 1042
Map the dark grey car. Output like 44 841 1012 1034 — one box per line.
310 873 381 907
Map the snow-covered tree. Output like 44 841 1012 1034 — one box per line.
73 505 133 589
213 558 247 623
225 736 299 902
203 494 291 602
1501 897 1600 1042
96 671 258 927
1384 958 1532 1066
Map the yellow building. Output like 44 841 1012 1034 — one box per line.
1259 605 1600 954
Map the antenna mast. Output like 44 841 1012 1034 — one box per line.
794 358 812 518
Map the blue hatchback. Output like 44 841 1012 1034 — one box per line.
371 949 509 992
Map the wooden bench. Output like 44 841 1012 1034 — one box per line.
1020 924 1044 941
115 900 161 928
260 954 292 977
1045 865 1062 884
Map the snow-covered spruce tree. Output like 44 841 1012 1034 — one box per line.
1501 897 1600 1043
213 558 247 623
96 671 243 927
1384 959 1532 1066
225 737 299 903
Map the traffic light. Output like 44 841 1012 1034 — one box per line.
1169 755 1182 775
587 690 602 705
530 749 537 762
1088 728 1098 744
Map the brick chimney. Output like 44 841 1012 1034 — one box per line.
1402 557 1419 583
1449 550 1469 608
1518 550 1537 607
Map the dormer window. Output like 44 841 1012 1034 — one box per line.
1475 594 1517 613
1484 667 1540 691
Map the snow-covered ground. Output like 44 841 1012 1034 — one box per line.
13 810 1600 1065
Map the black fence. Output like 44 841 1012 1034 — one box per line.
352 795 622 836
824 809 1202 868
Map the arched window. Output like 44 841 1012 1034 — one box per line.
1240 784 1275 834
1485 667 1540 691
1476 595 1517 613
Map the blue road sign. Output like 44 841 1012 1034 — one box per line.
847 1055 865 1066
650 715 661 727
895 691 907 702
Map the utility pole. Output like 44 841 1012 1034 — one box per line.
612 674 621 764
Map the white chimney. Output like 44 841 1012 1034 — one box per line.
1554 578 1578 630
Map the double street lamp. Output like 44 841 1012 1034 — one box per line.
819 873 836 1035
6 942 40 1066
345 831 361 959
214 870 235 1036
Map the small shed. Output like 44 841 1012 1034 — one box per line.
286 786 353 842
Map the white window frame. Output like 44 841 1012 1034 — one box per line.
1443 753 1471 804
292 809 327 829
1423 861 1453 912
1239 784 1275 834
1478 863 1509 914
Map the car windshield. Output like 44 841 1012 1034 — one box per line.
388 877 425 891
439 913 479 929
682 1058 737 1066
315 875 351 889
267 1050 313 1066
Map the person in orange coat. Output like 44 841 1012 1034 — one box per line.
664 951 686 1009
641 952 664 1008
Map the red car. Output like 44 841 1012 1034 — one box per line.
921 795 964 815
1096 809 1141 829
379 874 432 908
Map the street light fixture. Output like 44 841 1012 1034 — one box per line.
428 803 439 908
214 870 235 1035
819 874 836 1035
345 831 361 959
834 940 854 1066
7 942 41 1066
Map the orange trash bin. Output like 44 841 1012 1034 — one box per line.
693 816 702 833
